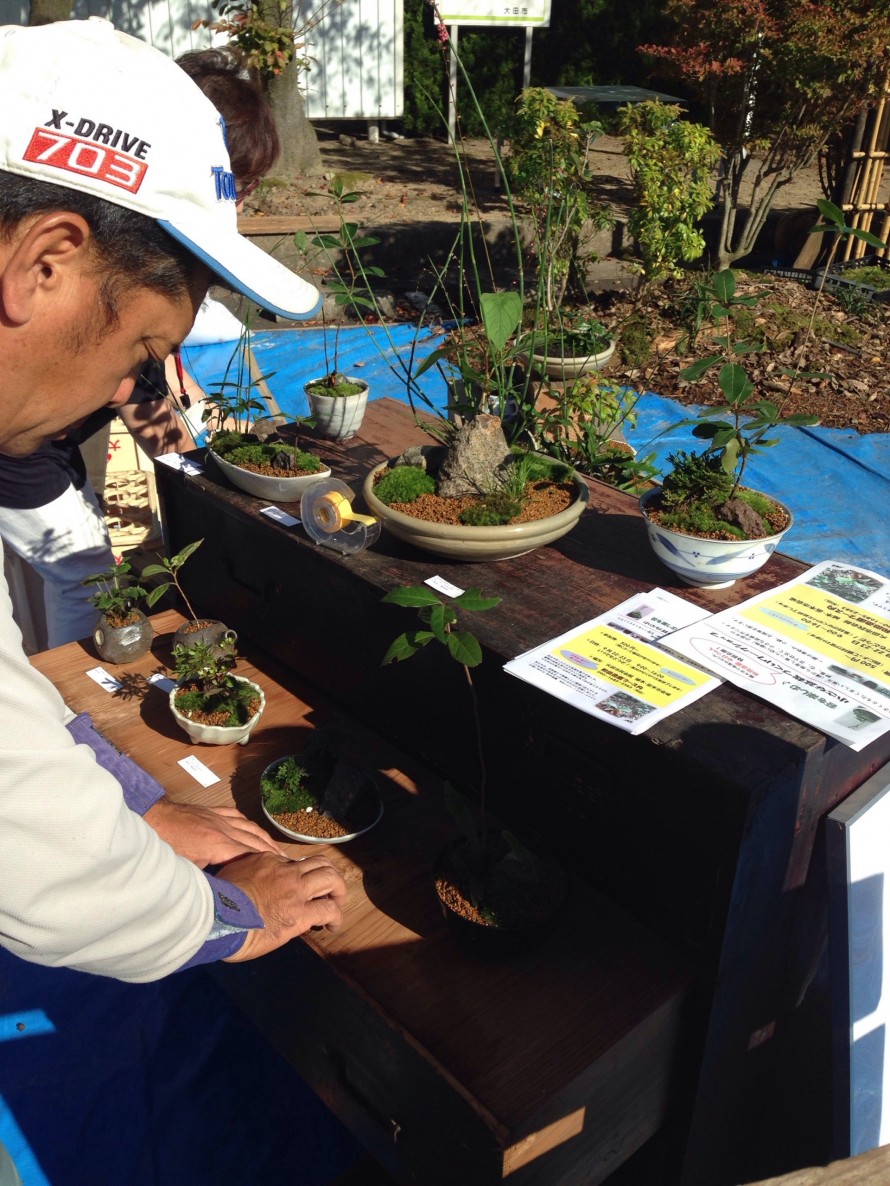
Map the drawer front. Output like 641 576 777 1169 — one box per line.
213 944 505 1186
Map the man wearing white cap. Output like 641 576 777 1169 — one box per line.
0 16 345 994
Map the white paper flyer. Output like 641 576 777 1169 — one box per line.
664 560 890 750
504 589 719 735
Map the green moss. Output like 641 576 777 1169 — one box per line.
174 681 259 727
839 266 890 290
216 437 324 473
374 465 436 504
618 315 652 367
459 492 524 525
261 757 319 814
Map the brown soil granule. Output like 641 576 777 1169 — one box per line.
386 480 575 526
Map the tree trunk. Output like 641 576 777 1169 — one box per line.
28 0 71 25
257 0 323 180
267 65 323 179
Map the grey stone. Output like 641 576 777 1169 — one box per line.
436 414 513 497
717 497 769 538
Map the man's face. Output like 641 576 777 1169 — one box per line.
0 266 207 457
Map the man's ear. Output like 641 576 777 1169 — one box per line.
0 212 91 326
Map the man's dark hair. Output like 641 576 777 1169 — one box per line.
0 171 202 329
176 46 280 184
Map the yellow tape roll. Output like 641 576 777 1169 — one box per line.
313 490 377 532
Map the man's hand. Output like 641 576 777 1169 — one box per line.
144 798 283 867
220 851 347 961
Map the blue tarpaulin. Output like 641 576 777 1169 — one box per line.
183 324 889 576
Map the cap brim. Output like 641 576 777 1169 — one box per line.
159 217 322 321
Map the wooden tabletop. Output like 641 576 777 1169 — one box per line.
31 609 697 1172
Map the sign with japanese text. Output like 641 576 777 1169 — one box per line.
436 0 550 28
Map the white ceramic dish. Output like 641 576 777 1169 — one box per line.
260 761 383 844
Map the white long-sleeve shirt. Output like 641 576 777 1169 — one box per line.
0 545 259 982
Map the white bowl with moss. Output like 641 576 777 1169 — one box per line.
208 432 331 500
260 754 383 844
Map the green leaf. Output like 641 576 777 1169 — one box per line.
143 584 170 608
679 354 722 380
381 630 434 664
427 602 449 643
447 629 483 668
712 269 736 302
382 585 441 608
717 363 753 403
849 227 888 250
816 198 845 229
479 291 523 354
454 588 502 612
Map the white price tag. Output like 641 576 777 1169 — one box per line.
149 672 177 693
261 505 301 527
177 755 220 787
155 453 204 476
425 575 465 598
86 666 123 693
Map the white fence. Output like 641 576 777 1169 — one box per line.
0 0 404 121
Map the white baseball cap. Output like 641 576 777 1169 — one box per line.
0 18 321 320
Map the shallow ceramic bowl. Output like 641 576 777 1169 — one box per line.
260 759 383 844
169 677 265 746
208 446 331 501
362 461 590 562
639 487 793 589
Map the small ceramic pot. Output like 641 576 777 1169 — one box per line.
304 378 369 441
169 677 265 746
171 619 237 657
639 487 793 589
93 610 153 664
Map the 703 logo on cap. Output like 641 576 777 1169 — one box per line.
23 129 146 194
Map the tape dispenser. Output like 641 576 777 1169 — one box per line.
301 478 382 556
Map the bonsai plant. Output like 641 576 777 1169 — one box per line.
381 583 568 951
259 731 383 843
203 325 331 498
299 176 384 439
142 538 237 654
639 266 820 587
82 556 152 664
640 199 883 586
168 633 265 746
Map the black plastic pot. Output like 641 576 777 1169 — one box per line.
433 835 569 957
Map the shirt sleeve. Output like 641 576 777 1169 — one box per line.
0 566 243 983
61 712 264 968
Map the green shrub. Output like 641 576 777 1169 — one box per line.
374 465 436 504
660 450 734 512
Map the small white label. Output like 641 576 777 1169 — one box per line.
86 666 123 693
155 453 204 476
426 575 465 598
149 672 177 693
261 506 301 527
178 755 220 787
